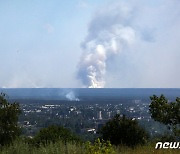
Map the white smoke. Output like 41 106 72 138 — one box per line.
65 91 80 101
77 2 136 88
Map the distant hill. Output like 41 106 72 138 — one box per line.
0 88 179 101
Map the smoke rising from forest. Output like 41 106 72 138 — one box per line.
77 2 136 88
77 0 180 88
65 91 80 101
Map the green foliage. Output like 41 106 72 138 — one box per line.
32 125 81 146
149 95 180 135
1 138 178 154
0 138 84 154
101 114 149 147
0 93 21 146
85 138 115 154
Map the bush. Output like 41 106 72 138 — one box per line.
85 138 115 154
32 125 81 146
101 114 149 147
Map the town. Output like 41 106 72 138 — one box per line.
17 99 167 140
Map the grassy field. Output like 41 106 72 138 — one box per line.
0 139 179 154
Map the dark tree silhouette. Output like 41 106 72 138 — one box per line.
33 125 81 146
101 114 148 147
0 93 21 146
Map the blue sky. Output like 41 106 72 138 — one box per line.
0 0 180 88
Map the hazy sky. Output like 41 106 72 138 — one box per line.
0 0 180 88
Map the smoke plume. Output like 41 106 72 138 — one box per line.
77 2 136 88
65 91 80 101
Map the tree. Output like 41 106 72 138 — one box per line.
101 114 148 147
149 95 180 136
0 93 21 146
33 125 81 146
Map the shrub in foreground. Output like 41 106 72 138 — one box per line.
85 138 115 154
32 125 81 146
